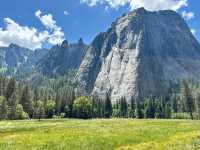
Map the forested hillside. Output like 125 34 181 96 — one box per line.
1 74 200 120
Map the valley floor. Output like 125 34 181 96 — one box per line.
0 119 200 150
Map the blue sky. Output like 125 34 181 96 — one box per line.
0 0 199 49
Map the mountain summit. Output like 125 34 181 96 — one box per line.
76 8 200 101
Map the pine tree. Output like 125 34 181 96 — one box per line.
33 88 39 118
0 96 8 119
196 93 200 120
91 96 101 118
0 76 7 96
97 98 104 118
8 91 18 120
46 100 56 118
144 97 150 118
33 88 40 102
129 96 135 118
55 92 61 115
155 99 162 118
176 95 182 113
34 100 45 121
68 89 75 117
60 89 67 112
0 77 3 96
5 78 16 101
20 86 33 118
135 99 143 119
104 94 112 118
165 102 172 119
116 100 119 110
171 94 178 113
144 97 155 118
112 100 120 118
181 80 194 119
120 97 128 117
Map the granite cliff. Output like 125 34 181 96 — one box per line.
76 8 200 101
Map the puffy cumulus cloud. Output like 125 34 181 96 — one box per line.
0 18 49 50
0 10 65 50
182 11 194 20
81 0 130 8
81 0 188 11
48 28 65 44
35 10 57 30
129 0 188 11
81 0 99 6
35 10 65 45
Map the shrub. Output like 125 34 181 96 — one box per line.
16 104 29 119
46 100 56 118
112 109 120 118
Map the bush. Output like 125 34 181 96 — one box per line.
33 100 45 120
128 109 135 118
73 96 92 119
60 113 65 118
112 109 120 117
46 100 56 118
16 104 29 119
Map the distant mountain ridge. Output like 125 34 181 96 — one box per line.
0 38 87 79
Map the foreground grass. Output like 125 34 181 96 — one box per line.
0 119 200 150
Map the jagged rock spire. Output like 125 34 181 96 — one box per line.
61 40 69 48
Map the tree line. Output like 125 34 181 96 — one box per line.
0 76 199 120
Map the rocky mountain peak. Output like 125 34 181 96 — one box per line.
78 38 84 45
61 40 69 48
9 43 21 49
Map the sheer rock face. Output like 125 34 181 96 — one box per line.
76 8 200 101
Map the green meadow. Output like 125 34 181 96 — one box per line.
0 119 200 150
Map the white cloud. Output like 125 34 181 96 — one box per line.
48 27 65 44
81 0 129 8
0 18 49 50
191 29 196 35
35 10 65 45
0 10 65 50
182 11 194 20
35 10 57 30
81 0 188 11
64 10 69 16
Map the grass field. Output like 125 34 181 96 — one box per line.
0 119 200 150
